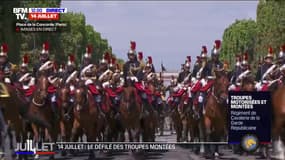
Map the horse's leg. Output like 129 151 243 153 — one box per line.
272 116 285 159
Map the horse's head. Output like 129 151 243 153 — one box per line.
121 86 137 113
32 74 49 106
57 86 70 108
241 76 255 91
213 70 230 105
74 86 88 112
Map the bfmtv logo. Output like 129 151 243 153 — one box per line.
13 8 67 20
13 8 28 20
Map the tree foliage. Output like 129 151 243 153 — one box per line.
220 19 257 68
255 0 285 57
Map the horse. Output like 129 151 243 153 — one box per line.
0 83 28 159
272 85 285 160
140 80 158 142
202 70 230 158
27 72 60 159
119 83 142 142
72 84 98 159
56 85 74 156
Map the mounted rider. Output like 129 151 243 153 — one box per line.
255 47 280 91
0 43 16 84
16 54 35 101
207 40 223 77
123 41 140 83
235 52 252 90
64 54 78 97
274 44 285 81
177 56 191 84
79 45 93 72
98 52 113 89
256 46 274 82
32 42 50 78
229 54 242 86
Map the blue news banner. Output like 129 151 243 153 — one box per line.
228 91 271 144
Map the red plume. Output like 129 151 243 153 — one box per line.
23 54 29 64
130 41 136 50
86 45 92 54
243 52 248 61
1 43 8 53
69 54 75 62
43 42 49 51
138 52 143 60
111 56 116 64
214 40 221 49
60 63 65 69
268 46 273 54
236 54 241 61
116 64 120 70
281 44 285 52
187 56 191 62
104 52 111 63
202 46 207 53
148 56 152 64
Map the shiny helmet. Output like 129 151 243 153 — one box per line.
200 46 207 60
265 46 274 60
212 40 221 56
84 45 92 59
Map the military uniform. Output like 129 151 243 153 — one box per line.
0 43 15 84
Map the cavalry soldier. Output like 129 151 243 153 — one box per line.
192 56 201 78
256 46 274 82
277 44 285 65
35 42 59 119
63 54 77 82
57 63 65 80
64 54 78 97
230 54 242 84
98 52 113 88
123 41 140 81
32 42 50 78
17 55 35 101
79 45 93 72
236 52 252 86
0 43 16 84
195 46 209 80
207 40 223 77
177 56 191 84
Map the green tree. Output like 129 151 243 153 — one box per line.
255 0 285 57
220 19 257 69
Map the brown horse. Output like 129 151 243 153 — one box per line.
140 81 158 142
203 71 229 158
56 85 74 155
72 85 98 159
120 84 142 142
0 83 28 159
272 85 285 159
27 72 60 160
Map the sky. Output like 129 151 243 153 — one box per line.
61 1 258 72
